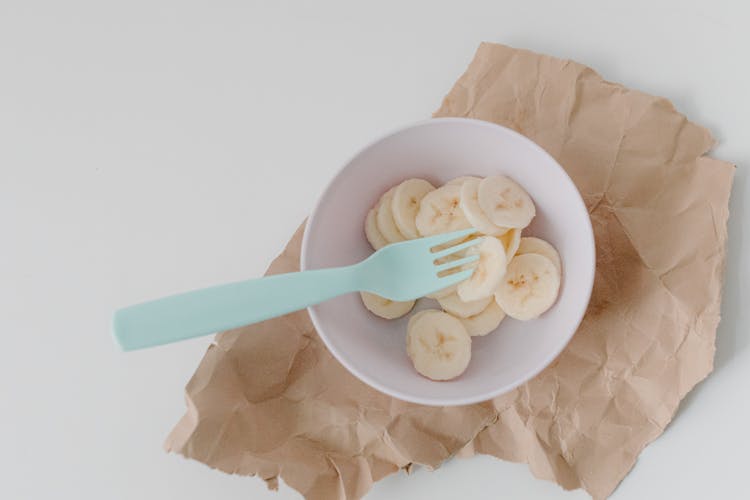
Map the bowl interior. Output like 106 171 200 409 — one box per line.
302 118 594 405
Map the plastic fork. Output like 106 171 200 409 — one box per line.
113 228 479 351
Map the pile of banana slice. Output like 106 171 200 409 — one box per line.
362 175 562 381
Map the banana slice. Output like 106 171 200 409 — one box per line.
415 184 472 236
425 283 458 300
446 175 481 186
460 300 506 337
494 253 561 320
392 178 435 239
459 178 508 236
498 227 521 260
406 310 471 381
457 236 507 302
437 293 492 319
360 292 415 319
407 309 432 330
516 237 562 273
376 187 407 243
365 208 388 250
477 175 536 229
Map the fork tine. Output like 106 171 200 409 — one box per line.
434 268 475 288
432 237 482 259
434 254 479 272
417 228 476 249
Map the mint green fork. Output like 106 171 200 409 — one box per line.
113 228 479 351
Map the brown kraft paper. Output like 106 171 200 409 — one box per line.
165 42 735 499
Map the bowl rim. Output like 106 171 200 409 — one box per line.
301 117 595 406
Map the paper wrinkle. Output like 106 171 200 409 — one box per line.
165 43 734 499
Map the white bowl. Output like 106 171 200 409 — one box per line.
301 118 595 406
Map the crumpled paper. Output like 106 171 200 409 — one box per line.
165 43 735 499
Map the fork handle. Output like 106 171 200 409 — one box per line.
113 265 360 351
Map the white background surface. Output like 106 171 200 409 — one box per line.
1 1 748 499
